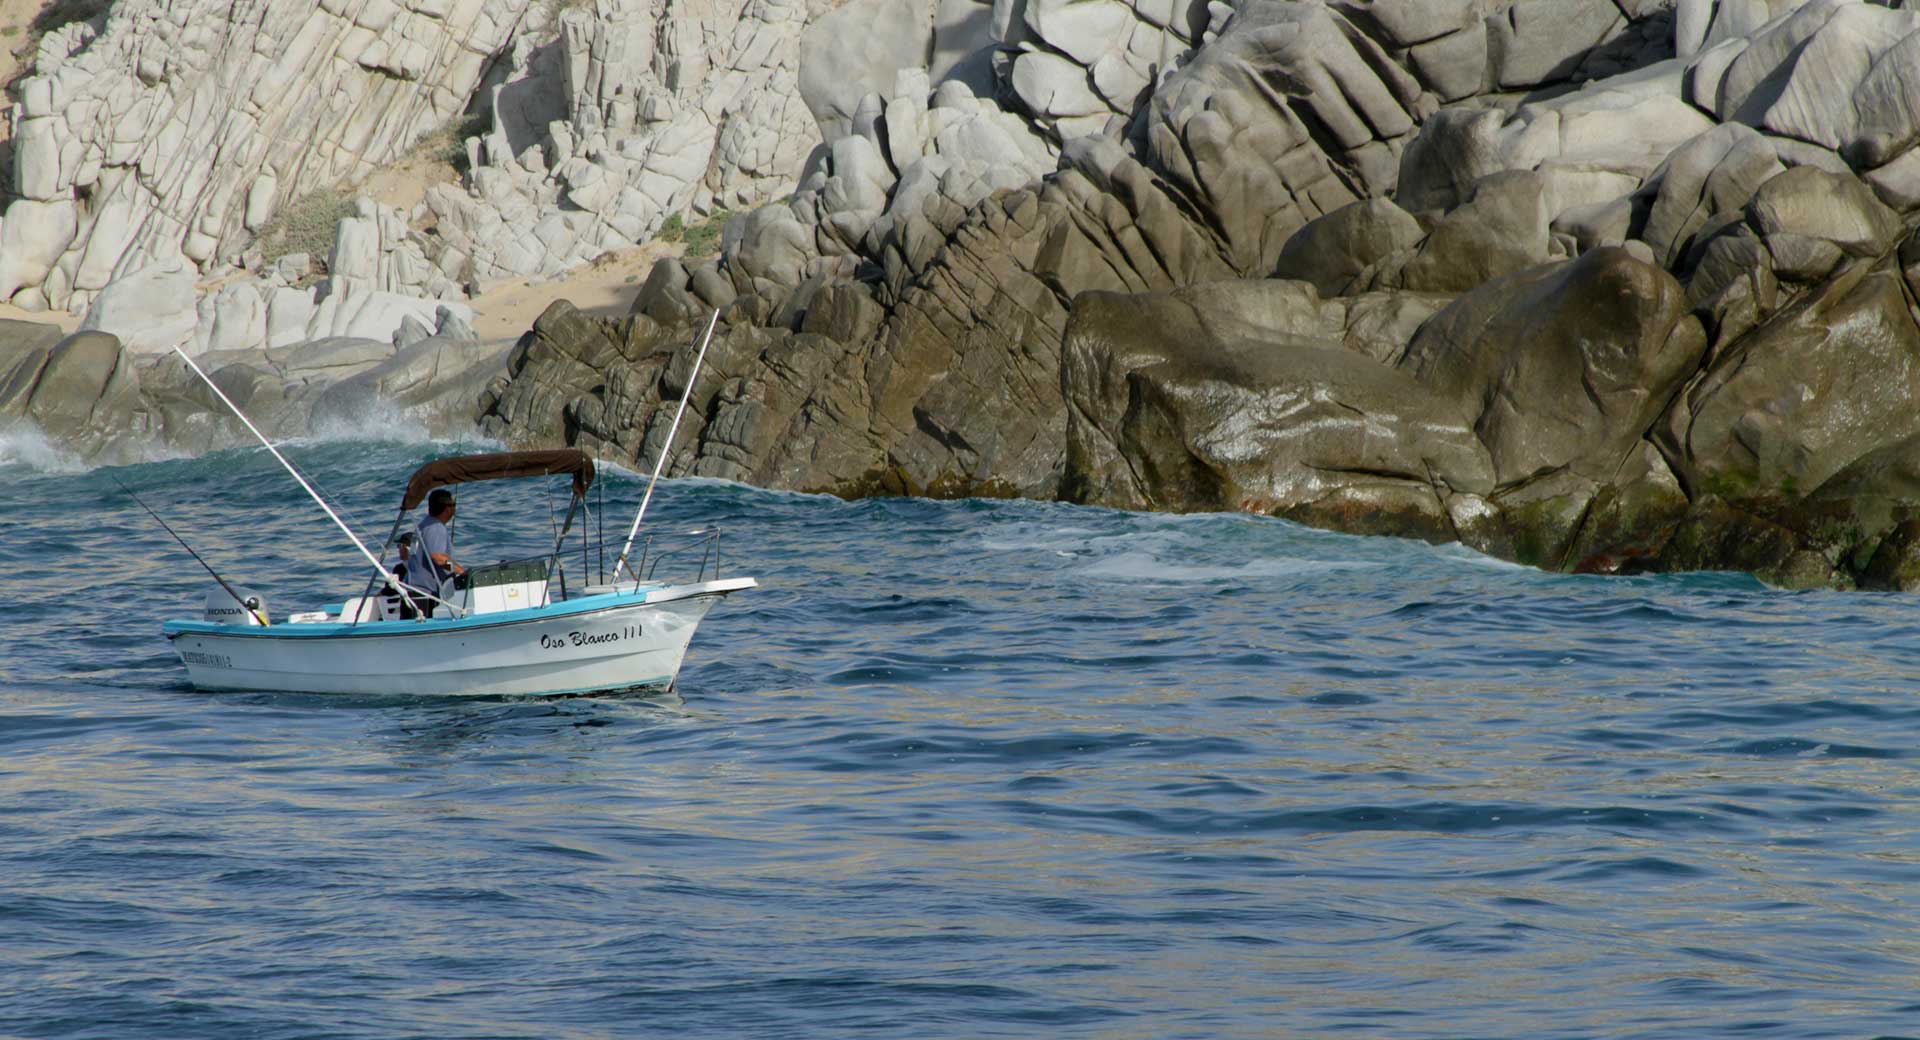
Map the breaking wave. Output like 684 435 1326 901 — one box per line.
1077 550 1382 583
302 399 451 447
0 423 87 474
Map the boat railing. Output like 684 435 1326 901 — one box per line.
635 529 724 584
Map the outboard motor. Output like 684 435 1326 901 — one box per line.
204 587 268 626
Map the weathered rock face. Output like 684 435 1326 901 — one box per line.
484 170 1243 499
465 0 1920 588
0 324 142 455
1139 0 1421 265
0 0 541 319
1059 221 1920 590
1060 281 1494 538
478 0 1684 496
0 0 855 359
1002 0 1218 142
1666 257 1919 500
427 0 830 283
1061 248 1717 568
1399 247 1704 490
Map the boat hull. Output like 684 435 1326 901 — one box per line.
162 580 752 697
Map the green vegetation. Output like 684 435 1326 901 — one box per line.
1701 468 1761 501
656 209 732 258
254 187 356 267
411 110 491 176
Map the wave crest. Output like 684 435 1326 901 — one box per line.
0 422 87 474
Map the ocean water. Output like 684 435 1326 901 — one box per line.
3 434 1919 1040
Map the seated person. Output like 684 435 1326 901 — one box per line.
410 489 468 617
381 532 420 619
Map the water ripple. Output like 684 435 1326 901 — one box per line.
2 443 1919 1038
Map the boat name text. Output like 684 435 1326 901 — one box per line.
540 626 639 650
180 651 233 668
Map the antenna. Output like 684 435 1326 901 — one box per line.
611 309 720 585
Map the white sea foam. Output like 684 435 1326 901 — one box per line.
3 402 499 478
303 403 437 446
0 423 88 473
1079 551 1382 583
1429 542 1531 572
977 523 1106 552
293 397 500 451
649 473 842 503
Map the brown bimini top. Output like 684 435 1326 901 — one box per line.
399 449 595 510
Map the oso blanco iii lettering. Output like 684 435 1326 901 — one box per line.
538 626 640 650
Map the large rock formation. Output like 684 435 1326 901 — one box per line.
0 0 542 318
0 0 859 358
22 0 1920 590
425 0 832 284
466 0 1920 589
479 0 1668 467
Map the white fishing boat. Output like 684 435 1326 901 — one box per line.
163 449 754 696
155 313 754 697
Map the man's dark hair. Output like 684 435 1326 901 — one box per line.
428 489 455 515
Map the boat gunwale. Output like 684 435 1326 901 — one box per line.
162 578 756 641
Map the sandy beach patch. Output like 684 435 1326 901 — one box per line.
466 241 686 343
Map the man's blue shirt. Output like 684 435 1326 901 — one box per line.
413 514 454 596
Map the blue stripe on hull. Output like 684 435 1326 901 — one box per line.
163 590 674 640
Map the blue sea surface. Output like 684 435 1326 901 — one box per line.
2 435 1919 1039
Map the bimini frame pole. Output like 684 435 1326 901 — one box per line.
612 309 720 584
349 510 412 625
170 345 444 617
540 487 585 608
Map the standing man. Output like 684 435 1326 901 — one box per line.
412 488 467 616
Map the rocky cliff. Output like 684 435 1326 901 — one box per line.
0 0 862 458
0 0 535 343
0 0 847 357
13 0 1920 590
476 0 1920 589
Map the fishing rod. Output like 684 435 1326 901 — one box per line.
110 473 268 627
279 448 378 544
612 309 721 585
168 346 455 619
